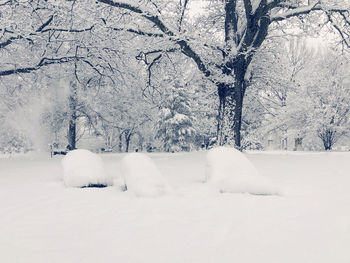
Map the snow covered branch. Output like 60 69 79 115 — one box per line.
97 0 211 77
97 0 175 36
0 32 32 49
0 56 81 77
110 27 164 38
270 1 349 22
326 12 350 48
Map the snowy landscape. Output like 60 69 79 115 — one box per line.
1 150 350 263
1 0 350 262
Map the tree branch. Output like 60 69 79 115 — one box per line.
41 25 94 33
270 2 349 22
0 56 80 77
111 27 164 37
98 0 174 36
179 0 189 31
0 0 10 6
243 0 253 21
98 0 211 77
326 12 350 48
36 15 54 32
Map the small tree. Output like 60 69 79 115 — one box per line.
156 85 196 152
318 127 339 151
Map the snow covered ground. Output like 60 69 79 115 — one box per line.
0 150 349 263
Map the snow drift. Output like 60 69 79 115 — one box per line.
206 147 278 195
61 149 112 187
121 153 171 197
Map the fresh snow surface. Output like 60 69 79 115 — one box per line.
1 151 350 263
61 149 112 187
121 153 171 197
206 147 278 195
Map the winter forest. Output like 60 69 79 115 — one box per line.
1 1 350 263
1 0 349 153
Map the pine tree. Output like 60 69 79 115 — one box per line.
156 85 196 152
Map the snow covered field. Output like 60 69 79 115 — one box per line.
0 151 349 263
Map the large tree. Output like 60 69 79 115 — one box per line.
96 0 350 148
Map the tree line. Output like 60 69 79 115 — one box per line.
0 0 349 152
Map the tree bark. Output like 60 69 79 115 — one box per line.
136 132 144 151
232 89 243 148
216 83 228 146
67 82 78 150
67 117 76 150
320 128 336 151
125 131 133 152
118 132 123 152
216 54 248 149
232 56 247 149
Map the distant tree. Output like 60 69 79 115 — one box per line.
246 37 313 149
253 49 350 151
292 52 350 150
83 78 156 152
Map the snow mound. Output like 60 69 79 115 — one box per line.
206 147 278 195
61 149 112 187
120 153 171 197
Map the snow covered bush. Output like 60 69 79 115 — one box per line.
205 147 278 195
120 153 171 197
61 149 112 187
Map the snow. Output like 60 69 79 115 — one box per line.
206 147 279 195
170 113 188 123
61 149 112 187
1 151 350 263
120 153 171 197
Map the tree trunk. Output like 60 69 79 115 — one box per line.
67 82 78 150
320 128 335 151
125 132 133 152
216 56 247 149
232 64 246 149
136 132 144 151
118 132 123 152
232 91 243 148
215 83 244 149
216 83 228 146
68 117 76 150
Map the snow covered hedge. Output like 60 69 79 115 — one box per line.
121 153 171 197
206 147 278 195
61 149 112 188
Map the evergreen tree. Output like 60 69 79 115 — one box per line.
156 85 196 152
